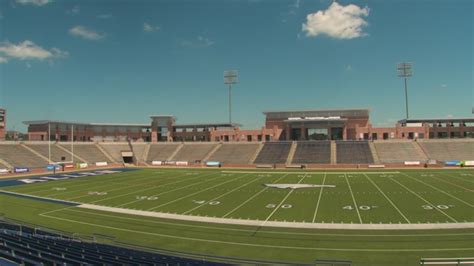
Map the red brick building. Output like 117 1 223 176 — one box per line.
21 109 474 142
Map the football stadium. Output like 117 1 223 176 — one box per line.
1 0 473 265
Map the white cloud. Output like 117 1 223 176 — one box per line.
97 14 112 19
345 65 353 71
181 36 215 48
25 62 32 68
0 40 68 62
69 26 105 41
15 0 52 6
302 2 370 39
143 22 160 32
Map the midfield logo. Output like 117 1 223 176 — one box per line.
264 184 336 189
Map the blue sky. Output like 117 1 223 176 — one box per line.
0 0 472 131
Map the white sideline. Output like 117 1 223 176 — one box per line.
78 203 474 230
221 171 401 175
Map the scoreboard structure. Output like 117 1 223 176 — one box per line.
0 109 5 140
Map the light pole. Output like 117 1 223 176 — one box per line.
224 70 238 124
397 62 413 120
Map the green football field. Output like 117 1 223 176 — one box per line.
1 168 473 265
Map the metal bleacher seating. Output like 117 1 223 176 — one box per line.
336 141 374 164
0 221 228 265
98 143 130 163
171 143 218 162
59 143 111 163
208 143 260 164
253 142 292 164
0 143 48 168
25 143 83 163
418 140 474 161
374 141 425 163
147 143 180 162
292 141 331 164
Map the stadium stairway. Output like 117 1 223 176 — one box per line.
95 143 118 163
368 142 381 164
207 143 261 165
146 143 181 162
131 143 150 166
203 143 223 162
0 158 13 169
20 143 50 163
167 143 184 161
286 141 297 165
55 144 88 163
250 142 264 164
141 143 151 163
330 141 337 164
170 143 218 163
413 141 429 161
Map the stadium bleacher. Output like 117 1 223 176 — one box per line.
24 143 83 163
0 221 228 265
207 143 260 164
292 141 331 164
59 143 111 164
336 141 374 164
171 143 218 162
418 140 474 161
253 142 292 164
131 143 148 163
147 143 180 162
374 141 426 163
0 143 48 168
98 143 131 163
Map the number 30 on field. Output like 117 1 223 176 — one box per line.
343 205 376 211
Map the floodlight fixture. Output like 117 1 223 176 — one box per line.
224 70 238 124
397 62 413 120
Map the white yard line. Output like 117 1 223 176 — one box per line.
181 174 259 215
41 204 474 231
21 172 137 196
388 177 458 223
311 173 326 223
344 174 363 224
441 172 474 184
364 174 411 223
116 172 223 208
222 174 289 218
66 172 187 201
433 173 474 191
58 208 474 237
92 172 203 205
221 171 400 175
262 174 307 224
147 173 248 211
400 173 474 208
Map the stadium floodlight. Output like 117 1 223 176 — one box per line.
397 62 413 120
224 70 238 124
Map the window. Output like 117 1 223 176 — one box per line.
371 133 377 140
265 135 270 141
383 133 389 140
247 135 252 141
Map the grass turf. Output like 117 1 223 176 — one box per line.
0 168 473 265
